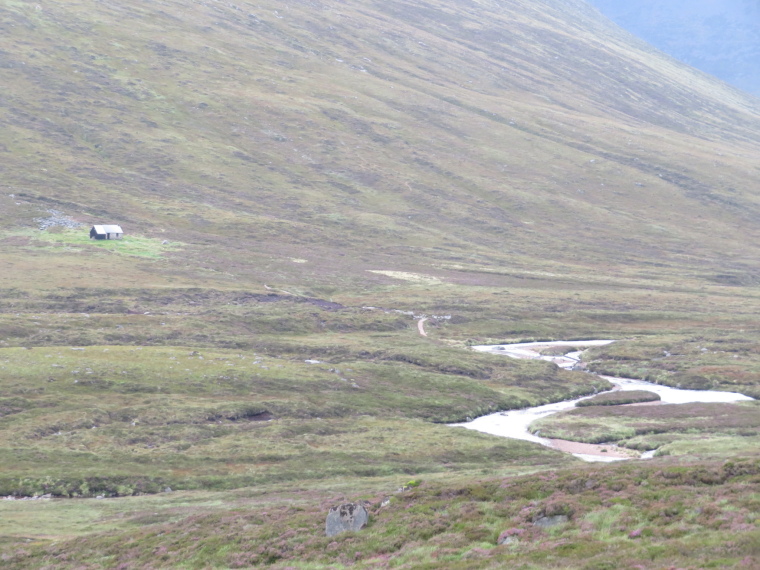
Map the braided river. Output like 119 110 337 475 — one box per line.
450 341 753 462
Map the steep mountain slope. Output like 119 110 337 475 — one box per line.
1 0 760 291
589 0 760 97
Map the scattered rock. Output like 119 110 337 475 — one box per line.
325 503 369 537
163 487 173 493
533 515 569 528
35 209 83 231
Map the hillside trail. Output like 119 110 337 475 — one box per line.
452 340 753 462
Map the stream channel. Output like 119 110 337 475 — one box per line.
450 340 754 463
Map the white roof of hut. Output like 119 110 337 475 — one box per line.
92 225 123 234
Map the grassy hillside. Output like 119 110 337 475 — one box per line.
1 0 760 289
1 0 760 567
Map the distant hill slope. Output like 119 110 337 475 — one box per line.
1 0 760 289
588 0 760 97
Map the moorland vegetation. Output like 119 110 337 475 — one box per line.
0 0 759 567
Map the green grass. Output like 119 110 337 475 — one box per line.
0 340 591 497
39 228 182 259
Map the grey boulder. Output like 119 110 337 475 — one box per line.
533 515 569 528
325 503 369 537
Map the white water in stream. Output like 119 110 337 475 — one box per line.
450 341 754 463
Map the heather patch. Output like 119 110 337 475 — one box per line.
1 459 757 568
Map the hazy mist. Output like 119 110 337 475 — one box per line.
588 0 760 96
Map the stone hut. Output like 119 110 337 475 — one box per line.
89 225 123 240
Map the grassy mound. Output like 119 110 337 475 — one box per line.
576 390 661 407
